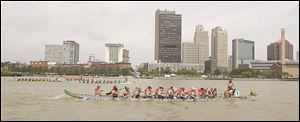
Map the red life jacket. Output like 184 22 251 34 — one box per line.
95 88 101 94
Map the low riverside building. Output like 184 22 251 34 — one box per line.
30 61 49 67
146 63 204 73
271 60 299 78
1 61 26 70
58 62 131 70
249 60 279 71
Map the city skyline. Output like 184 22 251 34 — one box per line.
1 1 299 67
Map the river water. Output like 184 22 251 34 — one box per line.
1 77 299 121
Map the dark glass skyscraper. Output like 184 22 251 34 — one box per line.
232 38 255 69
155 9 182 63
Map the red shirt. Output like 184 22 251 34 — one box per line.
178 89 185 96
155 88 160 93
95 88 101 94
198 90 206 94
167 88 174 93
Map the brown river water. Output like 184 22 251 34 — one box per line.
1 77 299 121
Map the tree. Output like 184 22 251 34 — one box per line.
214 69 221 75
241 71 252 78
281 72 289 78
222 69 229 76
165 67 171 74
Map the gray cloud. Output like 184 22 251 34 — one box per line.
1 1 299 67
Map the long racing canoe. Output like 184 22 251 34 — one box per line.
64 89 249 101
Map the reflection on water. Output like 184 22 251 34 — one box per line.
1 77 299 121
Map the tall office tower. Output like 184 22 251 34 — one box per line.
267 33 293 61
228 55 232 71
182 25 209 64
62 40 79 64
194 25 209 64
155 9 182 63
45 40 79 64
182 42 199 63
211 26 228 70
232 38 255 69
105 43 129 63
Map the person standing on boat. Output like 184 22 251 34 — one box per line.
227 80 234 96
95 85 102 95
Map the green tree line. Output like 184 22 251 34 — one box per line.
1 66 134 76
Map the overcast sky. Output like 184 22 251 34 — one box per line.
1 1 299 67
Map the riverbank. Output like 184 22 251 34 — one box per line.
2 75 298 81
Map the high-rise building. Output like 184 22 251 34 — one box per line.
267 40 293 61
62 41 79 64
105 43 129 63
228 55 232 71
211 26 228 70
194 25 209 64
155 9 182 63
182 42 199 63
45 40 79 64
122 49 129 63
232 38 255 69
182 25 209 64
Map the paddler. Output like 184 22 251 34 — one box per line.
123 86 131 100
187 87 197 99
198 88 206 99
154 86 162 99
133 87 142 98
94 85 102 95
206 87 213 98
144 86 153 98
106 86 119 99
157 86 165 99
167 86 175 99
177 87 186 99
